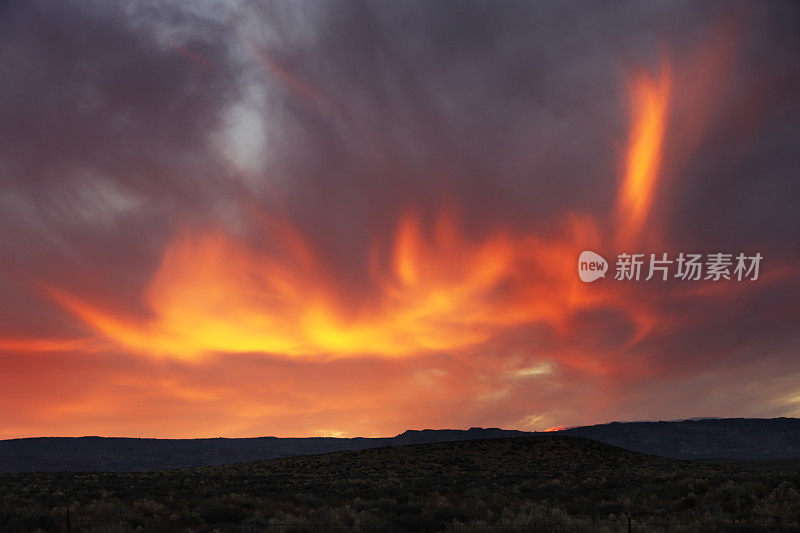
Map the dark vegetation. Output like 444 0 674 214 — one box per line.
2 436 799 532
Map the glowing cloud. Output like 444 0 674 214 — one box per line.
616 68 671 247
46 211 601 360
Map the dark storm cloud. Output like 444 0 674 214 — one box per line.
248 0 641 231
238 0 800 268
4 0 797 280
0 0 243 324
661 1 800 257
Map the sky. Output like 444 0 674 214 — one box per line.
0 0 799 438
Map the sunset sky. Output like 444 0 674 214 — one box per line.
1 0 799 438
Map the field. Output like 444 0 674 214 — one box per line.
2 435 799 532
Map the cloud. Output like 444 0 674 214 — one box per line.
0 0 799 437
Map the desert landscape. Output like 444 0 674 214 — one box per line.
2 420 800 531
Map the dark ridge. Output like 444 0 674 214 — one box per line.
558 417 800 459
0 427 529 472
2 418 799 472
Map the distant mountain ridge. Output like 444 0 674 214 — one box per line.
2 418 798 472
559 417 800 459
0 427 529 472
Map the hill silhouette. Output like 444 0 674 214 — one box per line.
559 417 800 459
0 427 529 472
2 418 799 472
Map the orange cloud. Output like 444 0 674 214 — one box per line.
44 210 607 361
616 68 671 248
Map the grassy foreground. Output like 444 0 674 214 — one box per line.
1 435 799 532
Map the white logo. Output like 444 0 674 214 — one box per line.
578 250 608 282
577 251 762 282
